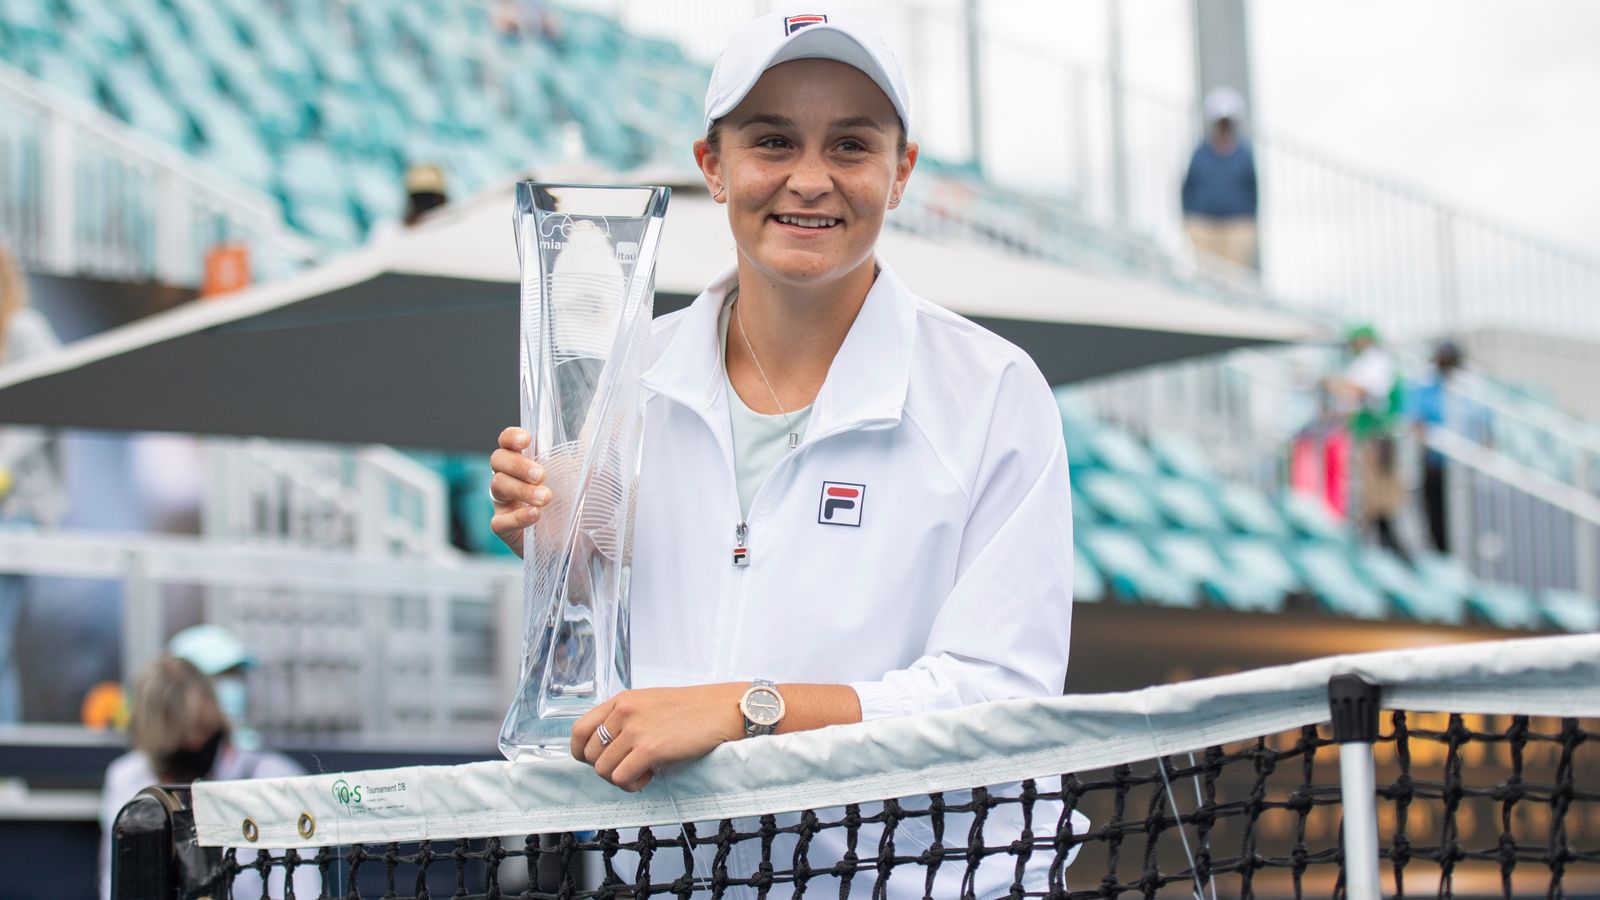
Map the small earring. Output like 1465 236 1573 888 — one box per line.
712 185 726 201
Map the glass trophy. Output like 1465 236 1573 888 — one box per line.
499 182 670 759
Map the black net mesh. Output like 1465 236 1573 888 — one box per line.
196 712 1597 899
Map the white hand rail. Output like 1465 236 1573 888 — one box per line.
0 62 316 285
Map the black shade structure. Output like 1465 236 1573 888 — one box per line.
0 183 1322 452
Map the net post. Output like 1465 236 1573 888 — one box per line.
1329 674 1382 900
112 787 182 900
112 785 228 900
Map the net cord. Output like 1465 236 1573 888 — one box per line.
1145 708 1206 900
664 773 715 893
190 634 1600 850
1186 751 1220 900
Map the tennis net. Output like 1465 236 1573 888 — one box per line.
116 634 1599 898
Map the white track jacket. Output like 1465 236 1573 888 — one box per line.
632 262 1074 711
627 262 1077 897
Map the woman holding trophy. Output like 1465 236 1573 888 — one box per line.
489 10 1073 799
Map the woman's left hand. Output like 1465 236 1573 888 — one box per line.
571 685 746 792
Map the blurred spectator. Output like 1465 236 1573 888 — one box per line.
1182 86 1259 272
168 623 262 749
1325 324 1407 558
403 162 450 227
1408 340 1463 554
492 0 562 43
98 655 310 900
0 244 64 724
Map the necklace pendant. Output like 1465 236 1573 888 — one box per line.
788 432 799 450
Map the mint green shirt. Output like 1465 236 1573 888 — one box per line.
720 300 813 520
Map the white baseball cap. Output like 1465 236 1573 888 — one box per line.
1203 86 1246 123
704 11 911 135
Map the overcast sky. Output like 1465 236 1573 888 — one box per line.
980 0 1600 254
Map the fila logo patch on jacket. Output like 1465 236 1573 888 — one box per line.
818 481 865 527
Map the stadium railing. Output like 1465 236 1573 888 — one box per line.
1068 337 1600 604
0 527 519 745
0 60 315 286
113 634 1598 898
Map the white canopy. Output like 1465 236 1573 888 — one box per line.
0 181 1321 451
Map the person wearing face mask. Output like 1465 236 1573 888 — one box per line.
98 656 309 900
486 11 1076 895
166 623 262 749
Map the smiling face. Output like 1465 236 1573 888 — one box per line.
695 58 917 292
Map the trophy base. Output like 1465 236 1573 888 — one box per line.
507 743 576 762
498 707 583 761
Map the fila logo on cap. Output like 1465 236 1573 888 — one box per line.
818 481 865 527
783 14 827 36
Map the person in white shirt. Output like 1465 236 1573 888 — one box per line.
487 6 1072 810
99 655 311 900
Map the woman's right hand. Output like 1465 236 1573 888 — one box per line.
489 427 551 559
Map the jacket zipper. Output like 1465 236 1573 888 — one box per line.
729 417 896 567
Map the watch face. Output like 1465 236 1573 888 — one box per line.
744 688 783 725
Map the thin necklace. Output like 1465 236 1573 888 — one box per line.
733 291 800 450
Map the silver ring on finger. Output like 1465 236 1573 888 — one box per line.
597 723 615 748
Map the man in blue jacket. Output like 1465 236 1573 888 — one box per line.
1182 86 1258 272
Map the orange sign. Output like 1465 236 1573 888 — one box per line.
201 243 251 298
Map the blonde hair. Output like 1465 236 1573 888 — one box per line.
0 244 25 364
127 656 222 760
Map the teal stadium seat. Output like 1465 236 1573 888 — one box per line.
1539 589 1600 633
188 91 275 190
1293 543 1389 620
1149 431 1218 484
491 126 546 178
1360 548 1464 625
1411 553 1539 629
164 0 242 49
34 52 98 105
1 0 58 49
278 142 351 213
320 90 407 159
1150 531 1284 613
140 20 216 93
1412 553 1473 600
103 65 194 149
1216 483 1291 539
372 54 447 129
1073 544 1105 603
290 203 361 250
1069 487 1097 531
342 158 404 232
1059 422 1097 477
1078 470 1163 530
1467 581 1542 630
61 0 136 57
1217 536 1304 600
1087 426 1158 476
1079 527 1196 608
1281 492 1351 542
299 29 368 94
215 60 309 144
1052 389 1095 429
1150 478 1228 532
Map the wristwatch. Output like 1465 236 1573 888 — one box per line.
738 679 785 737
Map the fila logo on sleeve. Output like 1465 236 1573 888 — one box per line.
783 14 827 35
818 481 865 527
